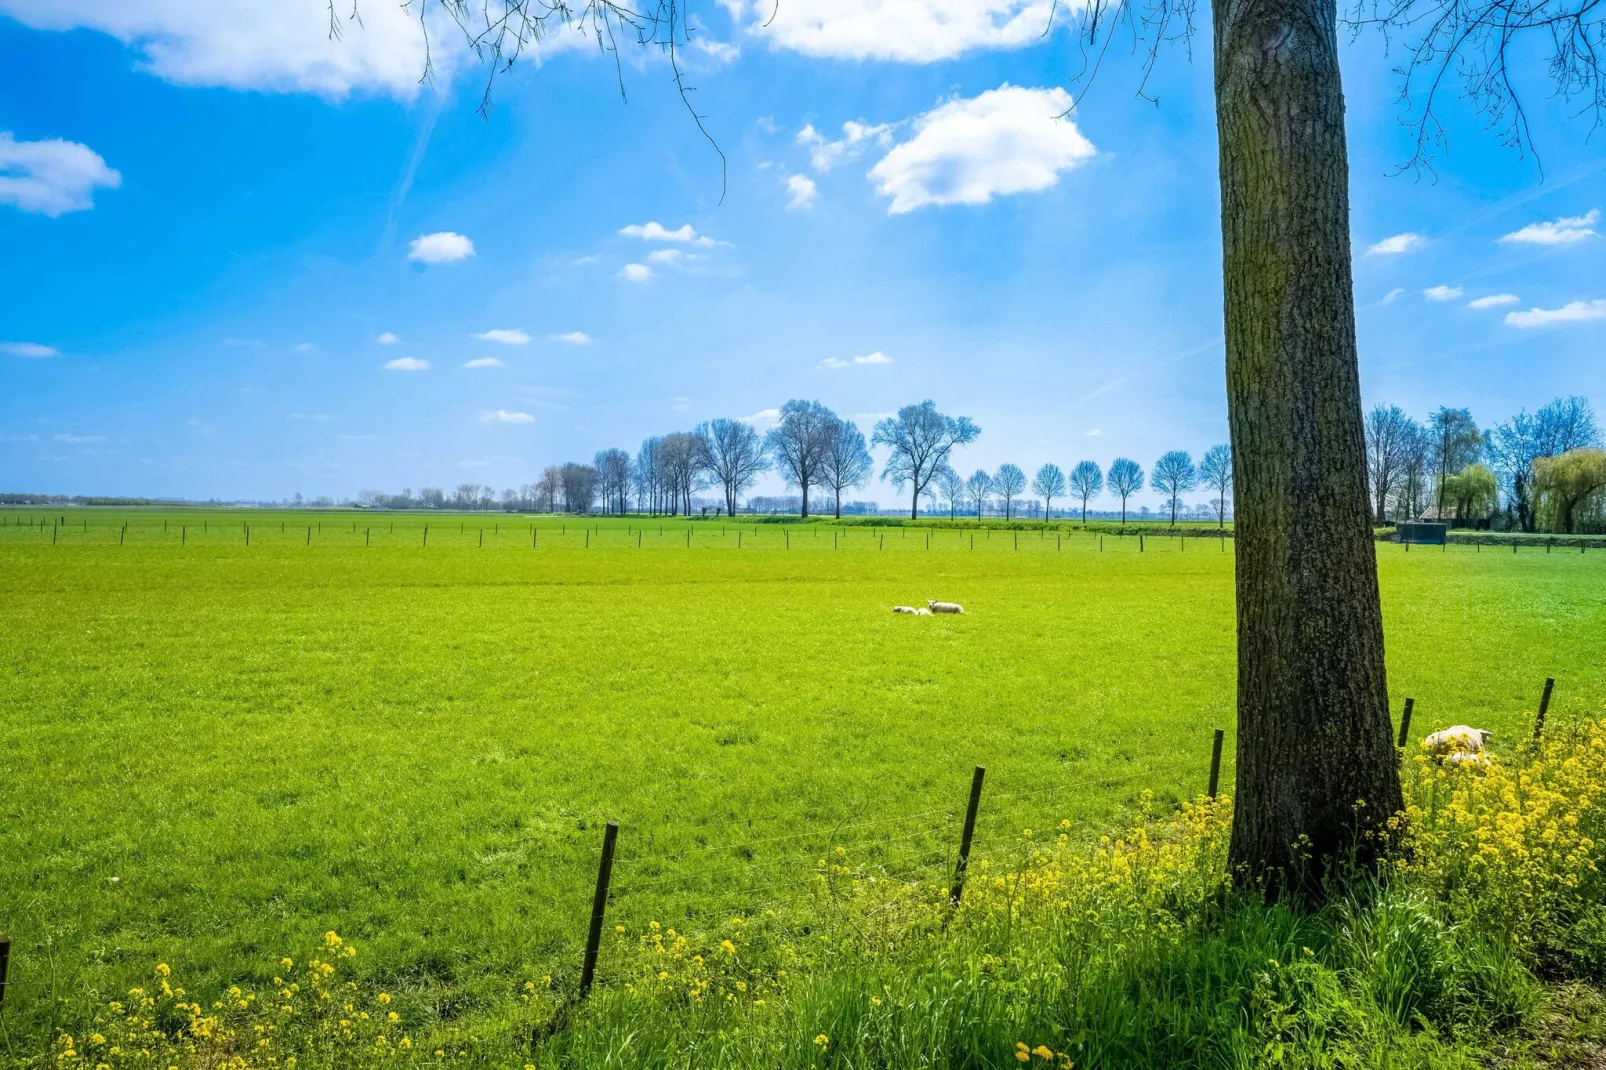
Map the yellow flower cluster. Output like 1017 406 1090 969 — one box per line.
52 935 415 1070
1398 716 1606 956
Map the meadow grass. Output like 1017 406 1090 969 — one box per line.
2 509 1603 1064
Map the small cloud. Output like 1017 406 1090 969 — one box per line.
1 341 58 358
550 331 592 345
187 418 216 434
1084 428 1103 437
1498 209 1599 246
756 115 779 134
647 248 686 265
1423 285 1464 301
339 434 376 441
53 433 107 444
786 173 817 210
376 331 400 345
571 254 600 265
619 263 654 282
672 396 692 411
407 231 475 264
0 132 121 216
289 412 331 421
1380 288 1405 305
464 357 504 368
870 85 1095 214
1367 232 1422 256
384 356 430 371
222 337 267 348
473 328 531 345
293 342 316 353
820 350 892 368
692 38 739 62
1468 293 1520 309
458 459 491 467
618 221 719 246
796 120 894 172
1505 299 1606 328
481 409 534 423
739 407 782 426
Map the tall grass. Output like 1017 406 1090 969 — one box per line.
39 718 1606 1068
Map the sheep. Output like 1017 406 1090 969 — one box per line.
927 600 964 614
893 606 934 615
1422 725 1493 766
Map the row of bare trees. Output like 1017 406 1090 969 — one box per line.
927 446 1235 526
1365 396 1601 531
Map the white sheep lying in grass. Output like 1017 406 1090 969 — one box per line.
1423 725 1492 766
927 600 964 614
892 605 932 615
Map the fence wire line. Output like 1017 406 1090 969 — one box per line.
588 765 1164 861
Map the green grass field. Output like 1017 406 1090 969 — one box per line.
2 508 1602 1051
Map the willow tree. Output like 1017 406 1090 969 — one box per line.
401 0 1606 894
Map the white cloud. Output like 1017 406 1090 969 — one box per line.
1 340 58 358
376 331 399 345
384 356 430 371
472 328 530 345
1498 209 1599 246
1366 232 1422 256
339 433 376 441
0 132 120 216
407 231 474 264
463 357 504 368
786 173 817 210
293 341 316 352
1505 299 1606 328
869 85 1095 214
739 407 781 425
825 350 893 367
619 263 654 282
54 433 108 444
550 331 592 345
1380 288 1405 305
729 0 1057 62
481 409 534 423
618 221 719 246
692 38 740 63
1084 428 1103 437
288 412 330 420
1 0 445 98
647 248 686 265
796 120 893 171
1423 285 1464 301
1468 293 1520 309
672 396 691 411
187 417 215 433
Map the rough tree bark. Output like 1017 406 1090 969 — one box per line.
1214 0 1403 894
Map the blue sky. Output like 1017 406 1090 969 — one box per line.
2 1 1602 508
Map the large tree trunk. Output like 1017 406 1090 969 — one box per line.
1215 0 1402 896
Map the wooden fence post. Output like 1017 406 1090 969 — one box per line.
1208 729 1225 798
1397 697 1414 749
950 766 987 906
580 821 620 999
1533 677 1555 744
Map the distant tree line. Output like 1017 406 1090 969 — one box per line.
346 399 1250 526
1365 396 1605 533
